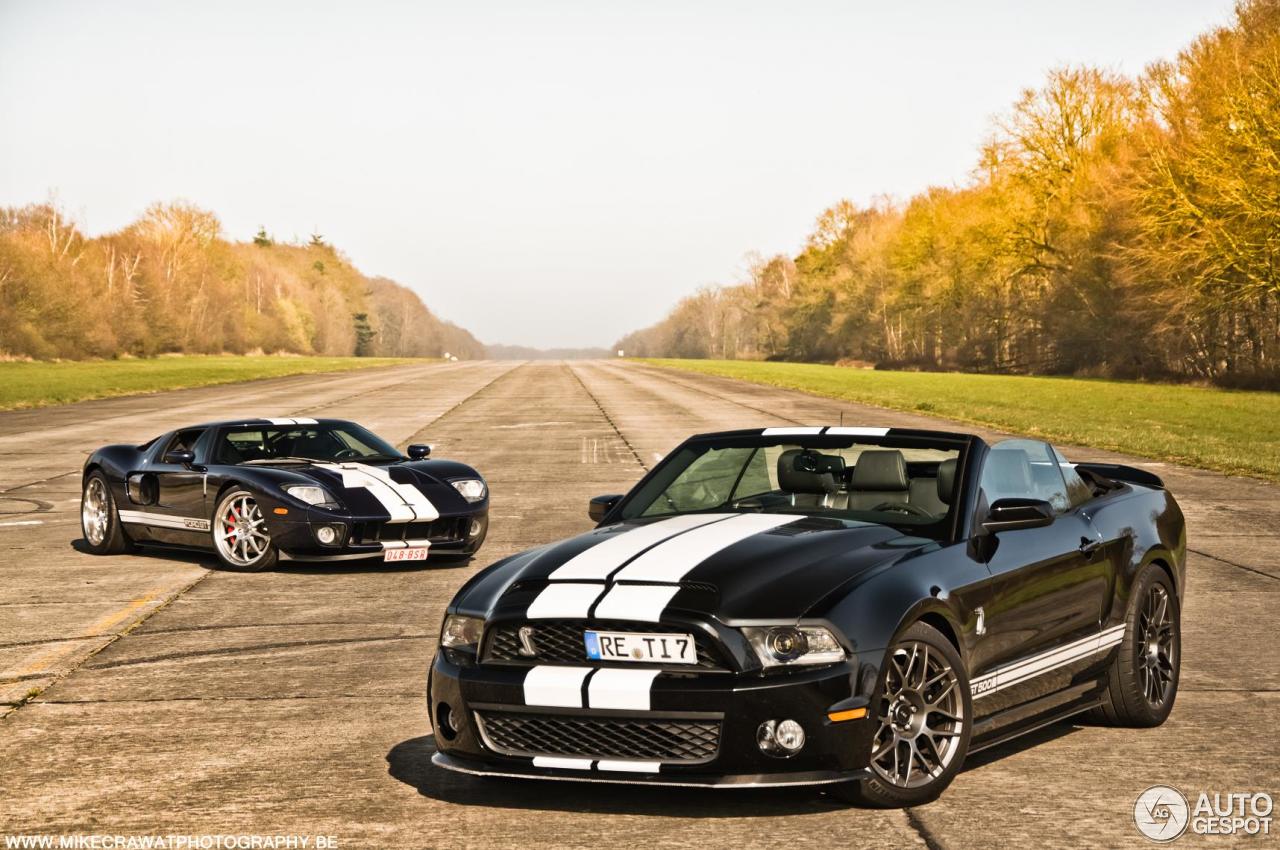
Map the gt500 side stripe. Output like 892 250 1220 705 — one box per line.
971 624 1125 698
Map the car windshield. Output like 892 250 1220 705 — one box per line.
215 423 402 465
618 432 968 540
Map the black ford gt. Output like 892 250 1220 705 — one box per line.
428 426 1185 806
80 417 489 571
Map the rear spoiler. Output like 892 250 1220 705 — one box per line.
1074 462 1164 490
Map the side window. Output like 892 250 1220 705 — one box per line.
162 429 204 459
1053 446 1094 509
983 439 1071 513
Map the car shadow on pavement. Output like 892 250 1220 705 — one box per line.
961 719 1081 770
386 735 846 817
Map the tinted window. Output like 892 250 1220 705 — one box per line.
214 423 401 465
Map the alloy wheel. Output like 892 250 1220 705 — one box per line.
213 493 271 567
1138 583 1176 707
870 641 965 789
82 477 109 546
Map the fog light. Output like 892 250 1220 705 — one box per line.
315 525 337 545
469 518 485 538
436 703 460 740
757 718 806 757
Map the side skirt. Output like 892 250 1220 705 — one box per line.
969 681 1104 753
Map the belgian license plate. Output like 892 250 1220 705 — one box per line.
585 630 698 664
384 546 429 562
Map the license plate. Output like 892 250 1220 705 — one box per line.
585 630 698 664
384 546 429 562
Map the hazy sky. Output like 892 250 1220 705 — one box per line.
0 1 1237 349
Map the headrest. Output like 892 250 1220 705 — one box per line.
850 450 909 491
778 449 839 495
937 458 958 505
984 449 1033 500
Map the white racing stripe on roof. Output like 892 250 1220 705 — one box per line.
523 666 591 708
612 513 800 583
549 514 735 581
264 417 320 426
825 426 890 436
526 582 605 619
762 427 825 436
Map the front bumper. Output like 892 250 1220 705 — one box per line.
428 649 881 787
267 507 488 561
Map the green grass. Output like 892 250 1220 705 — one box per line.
641 359 1280 482
0 355 425 411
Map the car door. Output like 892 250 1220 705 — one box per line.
149 428 211 535
968 439 1113 708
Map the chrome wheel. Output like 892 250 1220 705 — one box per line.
82 477 109 545
870 641 965 789
213 492 270 567
1138 583 1176 707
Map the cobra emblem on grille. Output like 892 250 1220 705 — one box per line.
516 625 538 657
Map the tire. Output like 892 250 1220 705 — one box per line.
1089 564 1180 727
833 621 972 808
80 470 135 555
211 488 278 572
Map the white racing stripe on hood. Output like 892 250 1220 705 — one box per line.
526 582 605 619
549 514 735 581
611 513 800 584
320 461 439 523
591 584 681 623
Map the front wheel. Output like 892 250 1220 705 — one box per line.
1090 564 1180 727
833 621 972 808
211 489 278 572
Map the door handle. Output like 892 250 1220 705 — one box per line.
1079 537 1104 556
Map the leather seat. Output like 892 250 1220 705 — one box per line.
777 449 840 507
845 450 910 510
907 457 958 515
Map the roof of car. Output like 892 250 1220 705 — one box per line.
182 417 355 430
686 426 978 443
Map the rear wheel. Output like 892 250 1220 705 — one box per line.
833 621 971 807
80 471 135 555
211 489 278 572
1090 564 1180 727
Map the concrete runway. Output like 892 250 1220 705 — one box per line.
0 360 1274 849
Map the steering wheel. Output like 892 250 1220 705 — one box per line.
872 501 934 518
333 448 361 460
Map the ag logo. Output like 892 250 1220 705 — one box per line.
1135 785 1190 842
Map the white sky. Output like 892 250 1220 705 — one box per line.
0 0 1237 348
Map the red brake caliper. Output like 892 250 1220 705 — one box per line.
226 507 238 544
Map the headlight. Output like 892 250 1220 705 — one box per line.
450 478 487 503
285 484 338 508
440 614 484 650
742 625 845 668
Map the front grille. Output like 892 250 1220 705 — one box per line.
352 517 466 545
484 620 728 669
476 711 721 764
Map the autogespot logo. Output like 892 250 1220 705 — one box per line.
1135 786 1190 842
1134 785 1275 842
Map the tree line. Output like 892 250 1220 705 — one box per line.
0 201 485 360
617 0 1280 388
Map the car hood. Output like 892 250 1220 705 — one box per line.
466 513 931 623
245 459 476 517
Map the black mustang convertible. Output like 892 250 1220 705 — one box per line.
80 417 489 571
428 426 1185 806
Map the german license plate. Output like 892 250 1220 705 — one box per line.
585 630 697 664
384 546 429 562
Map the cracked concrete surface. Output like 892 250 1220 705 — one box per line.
0 360 1275 849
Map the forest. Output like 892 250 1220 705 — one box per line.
0 201 485 360
617 0 1280 388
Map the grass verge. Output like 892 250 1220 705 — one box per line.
641 359 1280 481
0 355 425 412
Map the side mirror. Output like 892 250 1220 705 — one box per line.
982 498 1055 533
589 494 623 522
407 444 431 460
163 449 196 466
